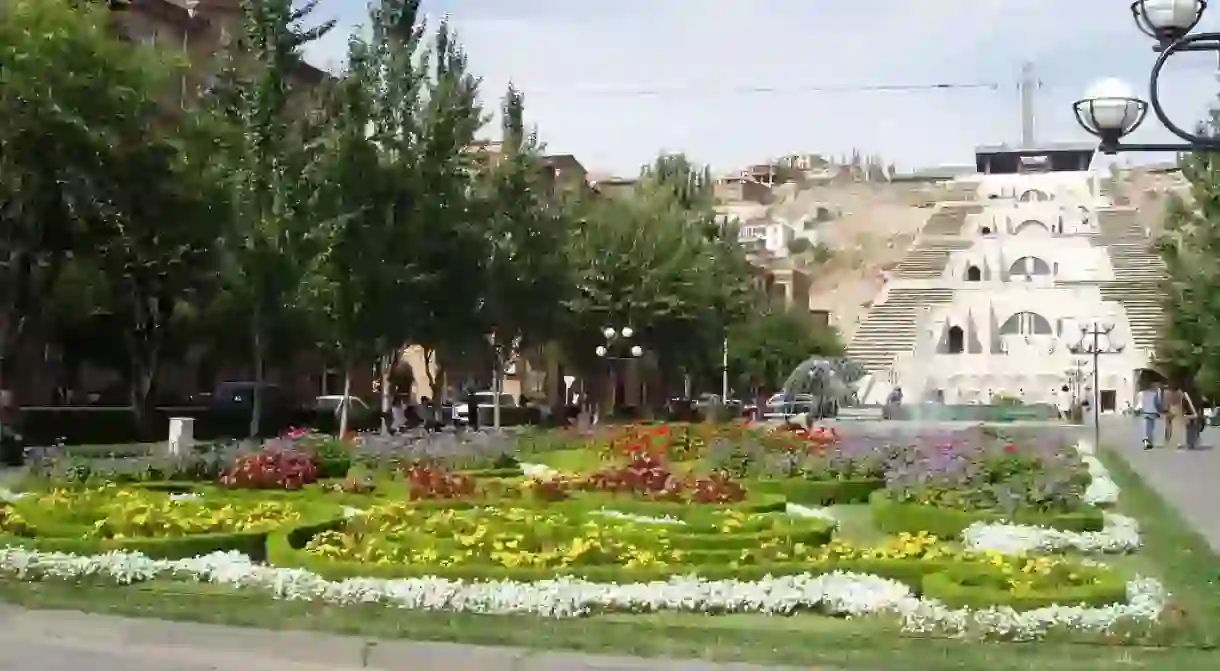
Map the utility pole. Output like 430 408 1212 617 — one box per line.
1020 62 1038 148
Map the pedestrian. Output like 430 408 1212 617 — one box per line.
390 396 407 434
1137 381 1162 450
0 390 23 467
1181 387 1202 450
1162 384 1183 445
883 386 903 420
1056 384 1073 422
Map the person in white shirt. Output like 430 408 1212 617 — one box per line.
1056 385 1073 421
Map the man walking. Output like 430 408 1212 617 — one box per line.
1137 381 1163 450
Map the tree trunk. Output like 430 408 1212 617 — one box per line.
338 366 352 438
422 346 445 427
249 312 265 439
492 366 502 430
127 337 159 439
379 350 393 435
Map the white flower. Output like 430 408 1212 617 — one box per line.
0 546 1168 640
962 513 1140 554
590 509 686 526
785 503 839 527
520 462 559 481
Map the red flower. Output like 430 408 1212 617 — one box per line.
1004 443 1017 453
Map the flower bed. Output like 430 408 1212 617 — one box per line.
870 490 1105 538
0 486 303 560
267 503 836 581
0 546 1166 641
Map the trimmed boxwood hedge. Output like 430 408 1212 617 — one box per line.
869 491 1104 538
748 478 884 505
268 517 946 588
0 529 269 561
921 564 1128 610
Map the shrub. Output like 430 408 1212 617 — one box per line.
403 464 477 500
218 449 319 490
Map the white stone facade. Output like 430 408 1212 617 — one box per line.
851 169 1161 410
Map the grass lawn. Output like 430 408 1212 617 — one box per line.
0 448 1216 670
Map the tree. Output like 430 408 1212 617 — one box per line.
1157 120 1220 393
207 0 333 437
560 157 756 404
409 19 488 410
0 0 152 394
727 309 844 396
477 85 571 427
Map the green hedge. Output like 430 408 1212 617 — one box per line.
748 478 884 505
0 529 269 561
921 565 1128 610
869 491 1104 538
268 518 958 589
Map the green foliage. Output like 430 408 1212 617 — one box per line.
476 85 572 405
727 309 843 392
1158 124 1220 393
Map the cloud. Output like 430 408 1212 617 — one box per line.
302 0 1220 174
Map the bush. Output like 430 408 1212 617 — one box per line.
922 565 1127 610
0 528 270 561
749 478 884 505
268 518 1002 594
869 491 1104 538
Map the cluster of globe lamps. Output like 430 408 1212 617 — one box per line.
1074 0 1220 153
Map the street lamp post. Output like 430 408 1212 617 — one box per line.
1079 320 1116 449
1073 0 1220 153
595 326 643 419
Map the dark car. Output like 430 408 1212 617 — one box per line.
311 395 379 433
208 381 297 437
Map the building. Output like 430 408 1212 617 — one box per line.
589 176 638 200
713 175 771 204
847 143 1162 409
108 0 326 91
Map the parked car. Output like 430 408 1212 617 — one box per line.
763 393 815 419
208 381 296 437
452 392 517 425
312 395 378 433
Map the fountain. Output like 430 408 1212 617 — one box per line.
776 357 867 425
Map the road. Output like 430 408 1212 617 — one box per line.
0 606 808 671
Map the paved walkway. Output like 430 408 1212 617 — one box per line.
0 606 808 671
1099 415 1220 553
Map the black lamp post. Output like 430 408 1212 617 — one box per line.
1073 0 1220 153
595 327 643 415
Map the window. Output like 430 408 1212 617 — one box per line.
965 266 982 282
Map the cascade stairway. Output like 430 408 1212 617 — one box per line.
920 205 980 236
1074 209 1166 354
846 288 956 372
891 239 973 279
1101 209 1164 353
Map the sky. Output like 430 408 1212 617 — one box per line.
299 0 1220 176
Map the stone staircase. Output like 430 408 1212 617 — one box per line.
920 205 978 236
847 288 956 372
1093 208 1165 353
891 239 973 279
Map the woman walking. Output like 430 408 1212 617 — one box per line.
1181 388 1202 450
1163 384 1183 445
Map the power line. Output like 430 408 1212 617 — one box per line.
527 81 1003 97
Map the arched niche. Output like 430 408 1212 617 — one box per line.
998 311 1053 336
1008 255 1051 278
1013 219 1049 235
947 325 965 354
1019 189 1050 203
965 265 982 282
